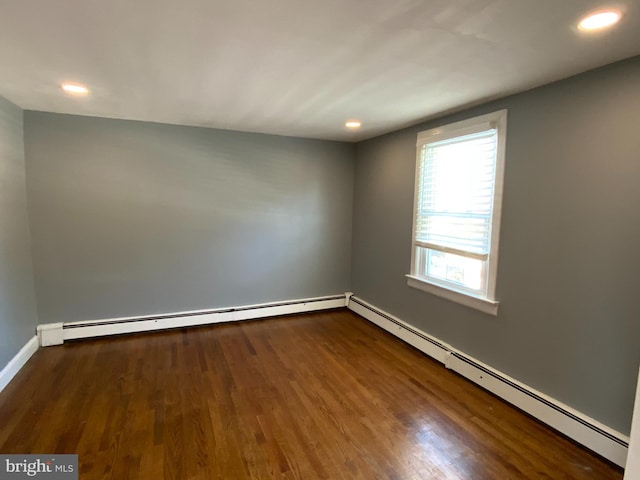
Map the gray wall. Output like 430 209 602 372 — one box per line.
352 56 640 434
24 113 354 324
0 96 38 369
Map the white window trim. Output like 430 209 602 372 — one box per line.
408 110 507 315
406 274 499 315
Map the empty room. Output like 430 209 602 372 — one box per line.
1 1 639 479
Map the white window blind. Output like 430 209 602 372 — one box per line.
415 128 497 261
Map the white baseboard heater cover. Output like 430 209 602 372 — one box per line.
38 294 348 345
347 295 629 468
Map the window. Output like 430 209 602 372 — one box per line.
407 110 507 315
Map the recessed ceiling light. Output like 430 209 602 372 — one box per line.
578 10 622 31
345 121 362 129
61 83 89 95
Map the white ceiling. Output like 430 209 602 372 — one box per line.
0 0 638 142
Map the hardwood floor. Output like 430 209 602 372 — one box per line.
0 310 623 479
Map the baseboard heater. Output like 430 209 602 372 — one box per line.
347 295 629 468
38 294 348 347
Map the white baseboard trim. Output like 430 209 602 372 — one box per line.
0 336 39 394
38 294 348 345
348 295 629 467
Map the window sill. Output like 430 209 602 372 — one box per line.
406 274 499 316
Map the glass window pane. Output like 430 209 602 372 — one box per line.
425 249 484 291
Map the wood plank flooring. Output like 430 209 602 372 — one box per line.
0 310 623 479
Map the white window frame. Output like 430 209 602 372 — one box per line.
406 110 507 315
